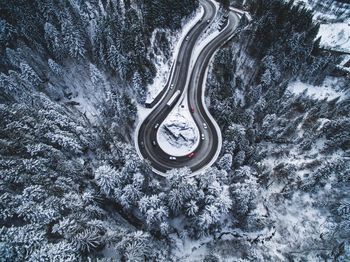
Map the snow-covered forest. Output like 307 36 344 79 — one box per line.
1 0 349 261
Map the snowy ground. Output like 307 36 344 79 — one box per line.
136 104 152 123
318 23 350 53
295 0 350 53
145 30 172 104
295 0 350 22
57 63 107 125
340 54 350 66
287 77 348 101
145 6 205 104
170 233 211 261
73 91 99 122
157 97 199 156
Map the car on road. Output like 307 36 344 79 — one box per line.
185 36 189 41
154 123 159 129
152 140 157 146
170 83 174 89
188 152 195 158
201 133 205 140
203 123 207 129
169 156 177 161
207 19 210 24
140 141 145 148
191 107 195 113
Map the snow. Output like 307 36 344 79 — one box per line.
170 233 211 262
157 98 199 156
264 191 328 255
296 1 350 53
339 54 350 66
57 63 108 124
145 30 172 104
318 23 350 53
102 246 121 260
136 104 152 122
253 144 336 260
295 0 350 22
73 91 100 123
316 118 330 132
287 78 346 101
146 6 205 104
230 7 252 21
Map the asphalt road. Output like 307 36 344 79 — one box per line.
136 0 240 175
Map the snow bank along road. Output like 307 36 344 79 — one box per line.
136 0 241 175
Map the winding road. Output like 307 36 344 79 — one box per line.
136 0 241 175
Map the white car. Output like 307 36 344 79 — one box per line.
154 123 159 129
152 140 157 146
207 19 210 24
185 36 189 41
203 123 207 129
201 133 205 140
170 83 174 89
169 156 177 161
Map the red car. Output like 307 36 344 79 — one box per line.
191 107 195 113
188 152 195 158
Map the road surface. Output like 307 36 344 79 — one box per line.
136 0 241 175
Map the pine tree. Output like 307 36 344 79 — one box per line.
73 228 102 252
107 44 119 70
138 194 169 233
5 48 22 68
89 63 105 90
166 168 196 214
133 71 145 104
61 19 86 59
94 165 120 196
20 63 41 87
44 22 63 59
27 241 78 262
48 59 63 76
186 200 199 217
218 153 233 172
